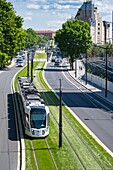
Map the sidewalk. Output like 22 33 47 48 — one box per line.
68 70 113 104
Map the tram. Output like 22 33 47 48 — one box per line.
17 76 49 137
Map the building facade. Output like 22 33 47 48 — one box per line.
36 30 55 40
75 0 112 44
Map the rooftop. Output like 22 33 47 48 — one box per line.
36 30 55 33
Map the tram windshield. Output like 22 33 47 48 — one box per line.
30 108 46 129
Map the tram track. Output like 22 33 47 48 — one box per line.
45 138 58 170
30 140 40 170
29 137 58 170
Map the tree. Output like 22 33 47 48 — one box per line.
88 46 104 58
105 42 113 57
0 0 26 62
55 19 92 69
0 52 9 68
25 28 40 49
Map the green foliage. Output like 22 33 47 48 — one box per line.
25 28 39 49
88 46 104 57
106 42 113 56
0 51 9 68
38 35 49 45
35 53 47 59
0 0 26 61
25 28 49 49
88 42 113 58
55 19 92 69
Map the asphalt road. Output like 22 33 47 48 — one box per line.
45 61 113 153
0 64 22 170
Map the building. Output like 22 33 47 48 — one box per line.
74 0 112 44
36 30 55 40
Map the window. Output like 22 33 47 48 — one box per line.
26 114 29 129
30 108 46 129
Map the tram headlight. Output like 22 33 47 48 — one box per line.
31 129 35 135
42 130 45 135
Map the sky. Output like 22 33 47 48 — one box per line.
7 0 113 31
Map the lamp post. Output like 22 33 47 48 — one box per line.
31 55 33 83
105 48 107 97
31 51 35 82
85 50 88 85
47 51 49 62
94 20 113 97
27 52 29 77
94 44 108 97
59 79 62 148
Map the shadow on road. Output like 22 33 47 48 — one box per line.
7 94 18 141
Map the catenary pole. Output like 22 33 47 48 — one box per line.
59 79 62 148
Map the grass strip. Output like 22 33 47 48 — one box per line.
32 139 55 170
25 139 37 170
35 52 47 59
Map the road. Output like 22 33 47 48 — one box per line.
0 64 22 170
45 61 113 153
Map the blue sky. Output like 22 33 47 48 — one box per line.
7 0 113 31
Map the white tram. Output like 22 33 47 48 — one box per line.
18 76 49 137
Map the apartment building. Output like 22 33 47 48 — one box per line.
75 0 112 44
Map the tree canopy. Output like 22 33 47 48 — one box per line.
55 19 92 69
25 28 39 49
0 0 26 67
25 28 49 49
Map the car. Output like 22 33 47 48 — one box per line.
16 60 24 67
51 56 57 62
16 57 23 62
54 58 62 66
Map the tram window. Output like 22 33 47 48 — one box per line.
30 108 46 129
26 114 29 129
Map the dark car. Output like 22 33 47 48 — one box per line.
51 56 57 62
54 58 62 66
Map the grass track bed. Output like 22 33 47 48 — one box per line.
32 139 55 170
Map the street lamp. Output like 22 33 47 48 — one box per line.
27 52 29 77
31 50 35 82
93 21 112 97
104 47 108 98
59 79 62 148
85 50 88 85
94 44 108 97
31 53 33 82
